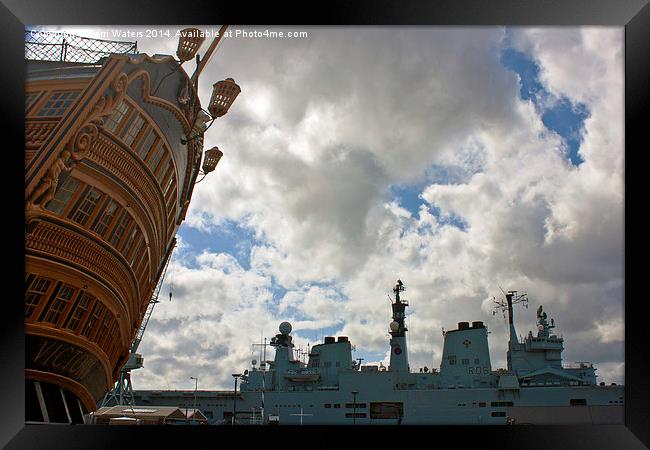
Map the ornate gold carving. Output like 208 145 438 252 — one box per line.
127 68 192 135
25 219 138 315
125 53 198 126
88 131 167 254
26 150 72 210
25 119 58 149
26 72 129 210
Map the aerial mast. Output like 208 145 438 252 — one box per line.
388 279 410 373
493 288 528 371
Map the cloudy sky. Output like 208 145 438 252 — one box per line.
41 25 624 390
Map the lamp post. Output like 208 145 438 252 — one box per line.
352 390 358 425
176 28 205 63
189 78 241 185
174 28 241 185
190 376 198 424
232 373 241 425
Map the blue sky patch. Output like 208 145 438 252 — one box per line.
178 219 257 270
541 98 589 166
389 183 469 232
390 183 428 217
500 42 589 167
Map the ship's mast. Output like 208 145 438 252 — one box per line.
252 336 269 423
388 279 410 373
493 289 528 371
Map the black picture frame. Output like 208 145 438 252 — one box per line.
2 0 647 448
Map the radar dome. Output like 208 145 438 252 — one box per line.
279 321 292 335
389 321 399 332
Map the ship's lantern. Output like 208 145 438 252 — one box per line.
208 78 241 118
202 146 223 174
177 28 205 62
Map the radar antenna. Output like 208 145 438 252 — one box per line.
492 288 528 331
493 289 528 315
492 288 529 350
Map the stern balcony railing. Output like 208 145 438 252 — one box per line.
26 29 137 64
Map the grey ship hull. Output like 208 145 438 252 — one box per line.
134 383 624 425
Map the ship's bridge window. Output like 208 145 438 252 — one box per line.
324 404 331 408
491 401 514 407
461 358 469 365
570 398 587 406
345 403 367 409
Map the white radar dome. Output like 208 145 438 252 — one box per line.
279 321 292 335
389 321 399 332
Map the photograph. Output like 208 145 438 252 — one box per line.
2 0 647 445
22 24 626 427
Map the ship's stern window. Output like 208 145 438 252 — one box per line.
34 91 80 117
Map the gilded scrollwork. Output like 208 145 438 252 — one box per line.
127 68 193 135
26 72 129 210
26 150 72 210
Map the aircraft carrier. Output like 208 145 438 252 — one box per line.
133 280 624 425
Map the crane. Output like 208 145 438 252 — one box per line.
100 240 176 407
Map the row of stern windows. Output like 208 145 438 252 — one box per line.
26 90 79 117
42 177 164 289
27 90 178 200
25 273 122 363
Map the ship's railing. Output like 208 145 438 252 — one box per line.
25 29 137 63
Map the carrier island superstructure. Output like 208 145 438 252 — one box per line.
133 281 624 425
